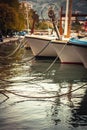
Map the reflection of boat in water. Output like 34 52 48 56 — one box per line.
75 89 87 115
30 61 87 127
70 88 87 127
30 61 87 83
53 64 87 82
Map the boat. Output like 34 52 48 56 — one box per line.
25 4 65 58
25 2 63 58
51 0 82 64
25 3 60 58
51 39 82 64
69 37 87 68
25 34 57 58
26 0 81 64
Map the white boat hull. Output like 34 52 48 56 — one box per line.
52 40 82 64
25 35 30 49
69 37 87 68
73 45 87 68
26 35 57 57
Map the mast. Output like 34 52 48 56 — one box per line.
64 0 72 38
64 0 69 37
59 6 63 35
48 7 61 39
67 0 72 37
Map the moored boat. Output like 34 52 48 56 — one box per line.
69 37 87 68
50 0 82 64
25 34 57 57
51 39 82 64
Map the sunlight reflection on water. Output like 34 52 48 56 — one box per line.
0 49 87 130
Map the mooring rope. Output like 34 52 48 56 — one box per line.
0 38 28 59
1 83 87 99
21 40 69 82
23 39 69 75
45 40 69 72
19 40 51 63
0 38 87 100
0 39 70 84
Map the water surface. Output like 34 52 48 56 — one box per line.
0 48 87 130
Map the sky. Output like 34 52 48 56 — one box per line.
20 0 87 19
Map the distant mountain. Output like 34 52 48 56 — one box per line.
21 0 87 18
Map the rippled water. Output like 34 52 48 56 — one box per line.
0 48 87 130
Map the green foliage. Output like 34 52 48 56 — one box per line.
37 21 53 30
72 22 82 32
0 0 19 10
0 0 25 36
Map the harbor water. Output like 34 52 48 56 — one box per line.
0 48 87 130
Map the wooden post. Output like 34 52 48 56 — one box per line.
67 0 72 37
31 11 39 34
59 6 63 35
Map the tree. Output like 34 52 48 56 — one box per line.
72 17 81 32
0 0 19 10
0 4 24 36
